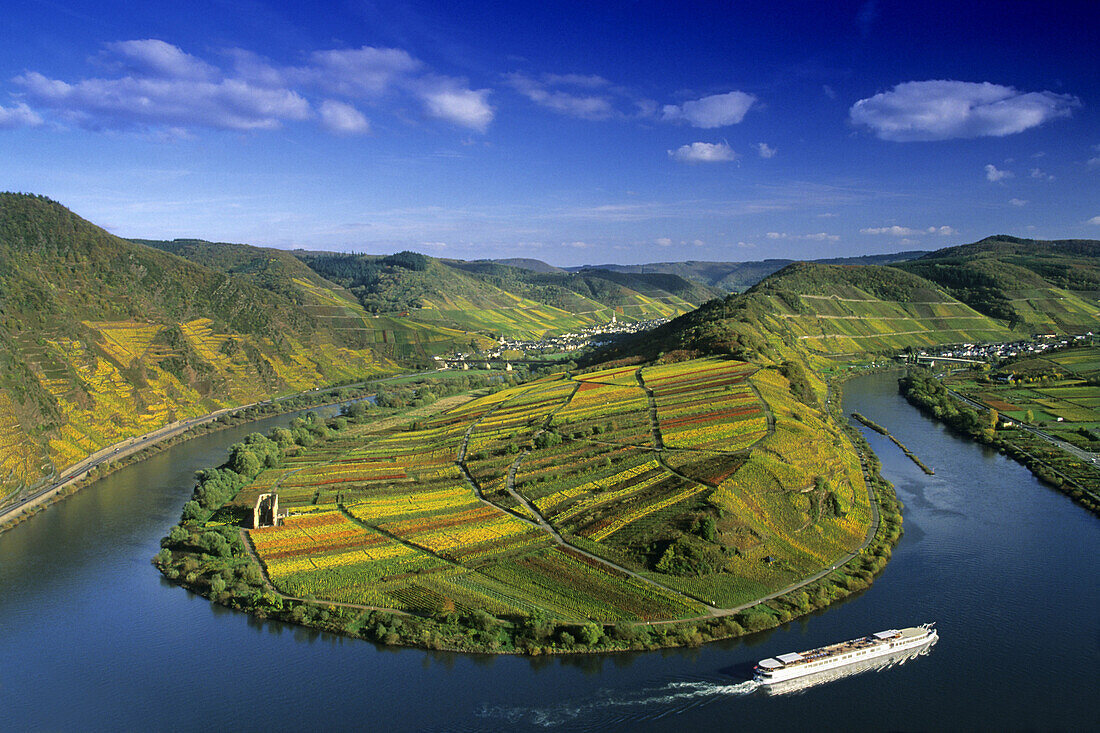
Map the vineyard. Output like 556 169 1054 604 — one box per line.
0 316 393 506
241 356 872 621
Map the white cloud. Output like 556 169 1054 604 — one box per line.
1088 157 1100 168
692 239 705 246
319 100 369 135
662 91 756 128
655 237 673 246
985 163 1012 182
823 84 837 100
766 231 840 242
103 39 218 81
13 39 493 135
298 46 421 96
850 80 1078 141
862 224 954 236
0 102 43 128
225 48 287 88
737 240 757 248
504 72 615 120
1010 198 1028 207
1029 167 1054 180
16 69 311 131
756 142 777 158
1088 216 1100 226
668 141 736 163
417 80 494 131
541 73 610 88
861 225 919 236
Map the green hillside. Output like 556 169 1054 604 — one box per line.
896 236 1100 333
604 262 1020 367
300 252 712 340
572 251 927 292
142 239 496 362
0 194 395 508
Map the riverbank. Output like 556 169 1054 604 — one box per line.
154 367 904 655
0 381 384 536
898 370 1100 516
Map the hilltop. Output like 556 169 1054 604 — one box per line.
570 251 928 292
597 238 1100 369
298 251 716 340
153 240 715 352
896 236 1100 332
140 239 496 363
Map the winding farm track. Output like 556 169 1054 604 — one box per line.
633 368 665 450
243 367 886 626
467 378 720 609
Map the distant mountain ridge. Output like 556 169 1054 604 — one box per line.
553 251 929 291
295 251 716 340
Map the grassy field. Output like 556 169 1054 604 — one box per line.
236 356 872 621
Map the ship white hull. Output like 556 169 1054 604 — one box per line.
755 625 937 685
762 642 935 696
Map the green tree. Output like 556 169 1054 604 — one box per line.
578 623 603 647
210 574 227 595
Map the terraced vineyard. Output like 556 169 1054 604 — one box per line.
240 356 872 621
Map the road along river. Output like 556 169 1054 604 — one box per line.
0 372 1096 731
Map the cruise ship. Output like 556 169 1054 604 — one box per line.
754 624 937 684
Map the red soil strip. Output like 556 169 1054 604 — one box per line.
262 534 386 560
383 505 500 536
290 473 408 486
270 512 345 530
662 405 762 429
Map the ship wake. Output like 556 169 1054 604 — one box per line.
476 677 760 729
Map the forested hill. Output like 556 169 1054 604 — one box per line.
896 236 1100 331
597 237 1100 368
297 251 716 339
137 238 339 303
0 194 393 509
568 251 928 291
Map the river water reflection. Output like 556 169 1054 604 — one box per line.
1 373 1097 731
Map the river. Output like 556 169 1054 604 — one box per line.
1 373 1097 731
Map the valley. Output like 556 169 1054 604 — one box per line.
2 191 1098 654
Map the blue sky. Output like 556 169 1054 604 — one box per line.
2 1 1098 265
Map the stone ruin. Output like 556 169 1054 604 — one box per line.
253 492 279 529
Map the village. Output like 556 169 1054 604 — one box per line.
434 314 670 369
903 332 1096 367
